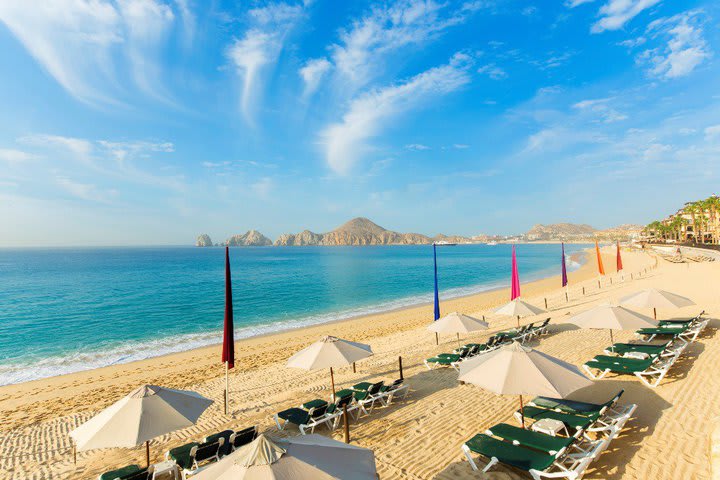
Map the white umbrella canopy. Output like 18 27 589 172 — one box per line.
193 434 378 480
428 312 489 346
427 312 489 334
458 342 593 427
494 299 546 327
619 288 695 319
565 304 658 343
70 385 213 465
287 336 373 398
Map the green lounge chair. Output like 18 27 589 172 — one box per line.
166 442 199 471
462 433 602 479
274 400 330 434
584 353 675 387
424 348 470 370
204 429 233 457
518 408 596 430
228 426 258 451
99 465 148 480
529 390 624 416
485 423 574 455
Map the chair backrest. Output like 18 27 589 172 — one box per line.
232 426 258 449
167 443 199 470
194 439 222 464
310 403 328 418
542 318 550 327
100 465 143 480
486 336 496 347
205 429 233 457
368 381 384 395
122 469 151 480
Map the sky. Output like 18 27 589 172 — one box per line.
0 0 719 246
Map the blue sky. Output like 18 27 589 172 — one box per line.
0 0 718 246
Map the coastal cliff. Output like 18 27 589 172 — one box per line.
226 230 273 246
196 234 213 247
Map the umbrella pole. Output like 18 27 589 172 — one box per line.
610 329 614 344
343 403 350 443
654 308 657 320
457 333 460 347
435 332 439 345
145 440 150 468
224 361 229 415
519 395 525 429
330 367 336 400
516 315 520 328
73 443 76 465
398 356 404 380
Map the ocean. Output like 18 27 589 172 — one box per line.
0 244 585 385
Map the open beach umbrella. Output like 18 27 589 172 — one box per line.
565 304 657 343
70 385 213 466
619 288 695 319
287 336 373 399
459 342 593 428
494 298 546 328
427 312 489 345
193 434 378 480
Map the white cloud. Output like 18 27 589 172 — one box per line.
55 176 116 203
705 125 720 142
592 0 661 33
0 0 181 105
18 134 94 162
617 37 646 48
572 97 628 123
639 10 711 79
0 149 37 164
299 58 331 98
521 6 538 16
251 177 274 198
321 53 472 174
330 0 481 91
566 0 595 7
453 144 470 149
227 2 304 123
477 63 507 80
405 144 431 151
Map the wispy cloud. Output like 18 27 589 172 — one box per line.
0 149 37 164
299 58 332 99
573 97 628 123
566 0 595 7
0 0 183 106
705 125 720 142
637 10 711 80
227 2 304 123
329 0 483 92
405 143 431 151
477 63 507 80
56 176 117 203
591 0 661 33
321 53 473 174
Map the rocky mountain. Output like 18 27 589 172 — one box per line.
196 234 213 247
226 230 273 246
595 224 644 241
275 217 453 246
525 223 596 241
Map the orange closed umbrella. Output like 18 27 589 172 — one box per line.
595 241 605 276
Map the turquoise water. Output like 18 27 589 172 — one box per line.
0 244 585 385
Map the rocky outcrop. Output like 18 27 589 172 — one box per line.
196 234 213 247
525 223 596 241
276 217 438 246
226 230 273 246
432 234 474 244
274 230 324 246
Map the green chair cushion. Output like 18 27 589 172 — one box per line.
168 443 199 470
100 465 142 480
521 409 595 429
465 434 556 472
487 423 573 454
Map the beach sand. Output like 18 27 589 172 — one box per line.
2 247 718 479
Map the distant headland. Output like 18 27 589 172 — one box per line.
196 217 642 247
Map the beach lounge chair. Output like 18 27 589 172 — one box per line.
274 399 330 434
603 341 685 358
636 324 695 343
350 381 385 416
99 465 149 480
424 347 471 370
324 390 355 429
377 378 409 406
583 353 676 387
484 423 576 454
166 438 223 477
203 429 233 457
461 433 603 479
228 426 258 451
529 390 624 416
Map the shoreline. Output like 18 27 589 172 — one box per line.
0 250 585 387
0 248 603 425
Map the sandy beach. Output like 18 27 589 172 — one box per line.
2 246 718 480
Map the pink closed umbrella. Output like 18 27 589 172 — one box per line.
511 245 521 300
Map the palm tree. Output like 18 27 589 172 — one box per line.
684 203 700 244
703 195 720 244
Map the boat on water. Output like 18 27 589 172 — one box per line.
486 241 498 246
434 241 457 246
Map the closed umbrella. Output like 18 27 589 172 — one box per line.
193 434 378 480
458 342 593 428
565 304 657 343
494 298 546 328
70 385 213 466
619 288 695 319
427 312 489 345
287 336 372 399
